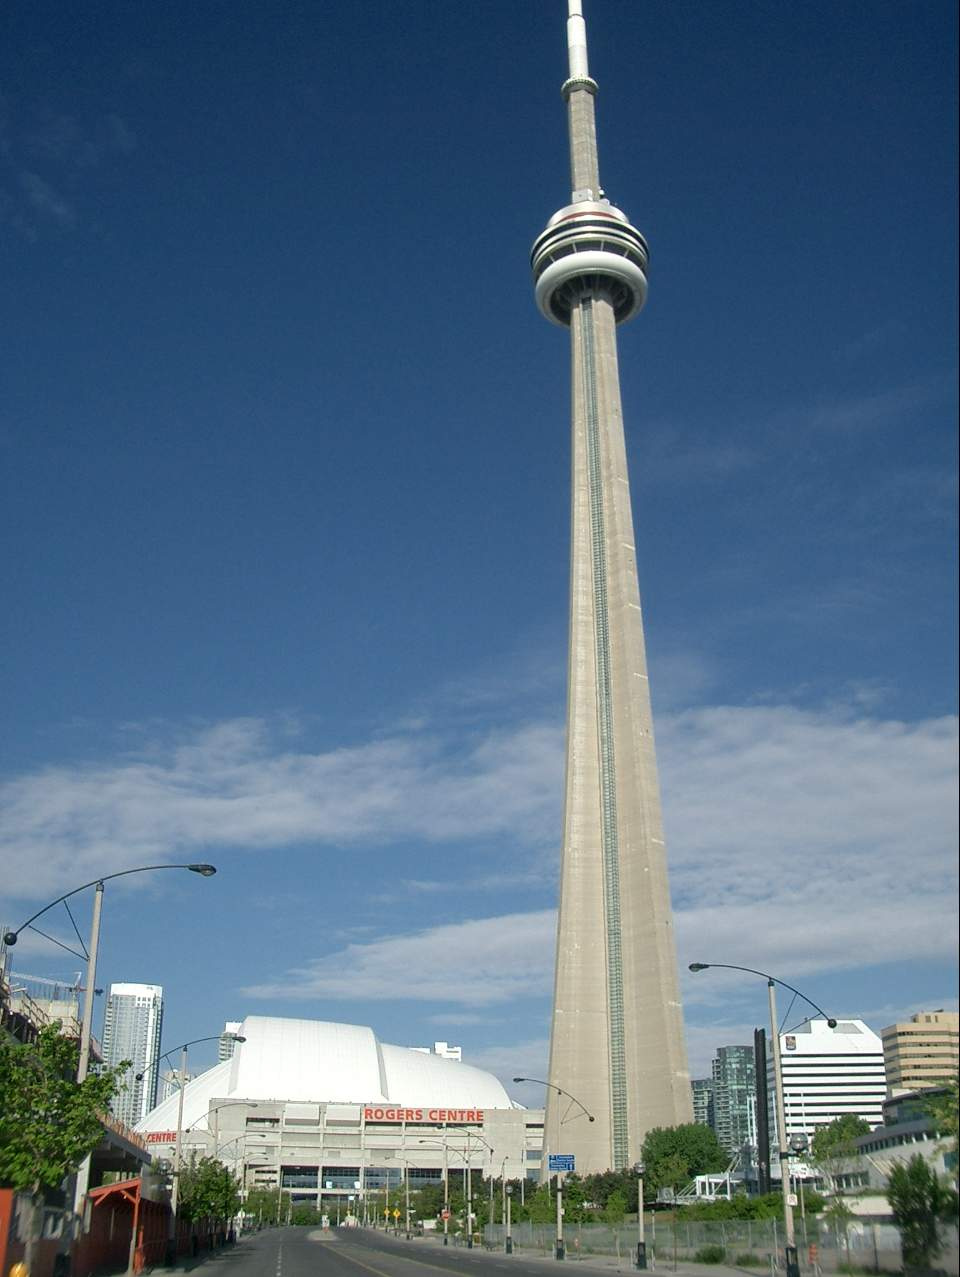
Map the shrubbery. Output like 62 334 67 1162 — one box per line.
692 1244 727 1263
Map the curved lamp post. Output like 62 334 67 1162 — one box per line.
443 1125 493 1249
136 1030 245 1260
4 862 216 1085
634 1160 647 1270
689 962 837 1277
182 1101 259 1158
4 862 216 1219
418 1139 468 1246
514 1077 595 1261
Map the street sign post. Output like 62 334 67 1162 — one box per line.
548 1154 575 1173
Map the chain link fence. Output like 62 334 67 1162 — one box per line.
481 1218 959 1273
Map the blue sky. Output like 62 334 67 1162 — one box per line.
2 0 956 1103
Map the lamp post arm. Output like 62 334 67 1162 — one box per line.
512 1076 596 1123
136 1033 239 1084
4 863 216 943
689 963 835 1025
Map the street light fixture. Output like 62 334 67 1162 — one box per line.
634 1161 646 1270
513 1076 595 1261
135 1031 245 1263
418 1139 465 1246
689 962 837 1277
4 862 218 1217
440 1125 493 1250
181 1101 259 1158
3 862 216 1085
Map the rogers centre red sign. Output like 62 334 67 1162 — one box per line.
363 1108 484 1123
145 1131 178 1144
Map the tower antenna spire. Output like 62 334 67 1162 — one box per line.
566 0 590 80
561 0 601 200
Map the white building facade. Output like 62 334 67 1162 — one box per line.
769 1018 886 1179
137 1016 544 1212
102 981 164 1127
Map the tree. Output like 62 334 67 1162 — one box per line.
0 1024 128 1274
525 1183 555 1223
810 1115 871 1257
603 1188 626 1223
922 1077 959 1170
887 1154 958 1273
243 1184 290 1226
810 1114 870 1190
640 1125 727 1196
177 1155 241 1225
0 1024 127 1193
581 1168 634 1211
561 1175 589 1223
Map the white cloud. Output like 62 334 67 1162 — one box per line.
660 705 957 921
3 700 956 1009
242 911 557 1007
0 718 562 901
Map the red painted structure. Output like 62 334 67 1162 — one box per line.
71 1178 170 1276
2 1181 235 1276
0 1188 71 1277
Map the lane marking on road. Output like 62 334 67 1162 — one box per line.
276 1240 283 1277
335 1242 487 1277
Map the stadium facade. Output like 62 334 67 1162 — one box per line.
136 1016 544 1210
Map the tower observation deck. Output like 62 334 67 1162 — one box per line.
536 1 692 1174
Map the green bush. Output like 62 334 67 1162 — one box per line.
734 1253 765 1267
692 1244 727 1263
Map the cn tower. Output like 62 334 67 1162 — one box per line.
534 1 692 1173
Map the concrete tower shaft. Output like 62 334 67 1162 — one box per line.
537 1 692 1174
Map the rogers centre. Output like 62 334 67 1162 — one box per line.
363 1108 485 1123
135 1015 545 1212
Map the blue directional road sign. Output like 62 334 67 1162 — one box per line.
548 1154 575 1172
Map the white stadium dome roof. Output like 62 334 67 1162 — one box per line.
135 1015 513 1133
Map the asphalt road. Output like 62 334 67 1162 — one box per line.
170 1226 634 1277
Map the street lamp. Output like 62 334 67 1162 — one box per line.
418 1139 465 1247
4 862 217 1216
514 1077 595 1261
136 1031 245 1263
505 1183 514 1254
181 1101 259 1159
3 863 216 1086
689 962 837 1277
439 1124 494 1249
635 1161 646 1270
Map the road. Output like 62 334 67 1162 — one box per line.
171 1226 633 1277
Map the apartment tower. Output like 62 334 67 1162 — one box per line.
534 1 691 1173
101 981 164 1127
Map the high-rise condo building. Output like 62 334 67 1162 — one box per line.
691 1078 716 1130
219 1021 243 1062
881 1010 959 1095
711 1045 756 1157
101 982 164 1127
536 1 692 1173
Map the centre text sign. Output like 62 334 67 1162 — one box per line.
363 1107 484 1123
